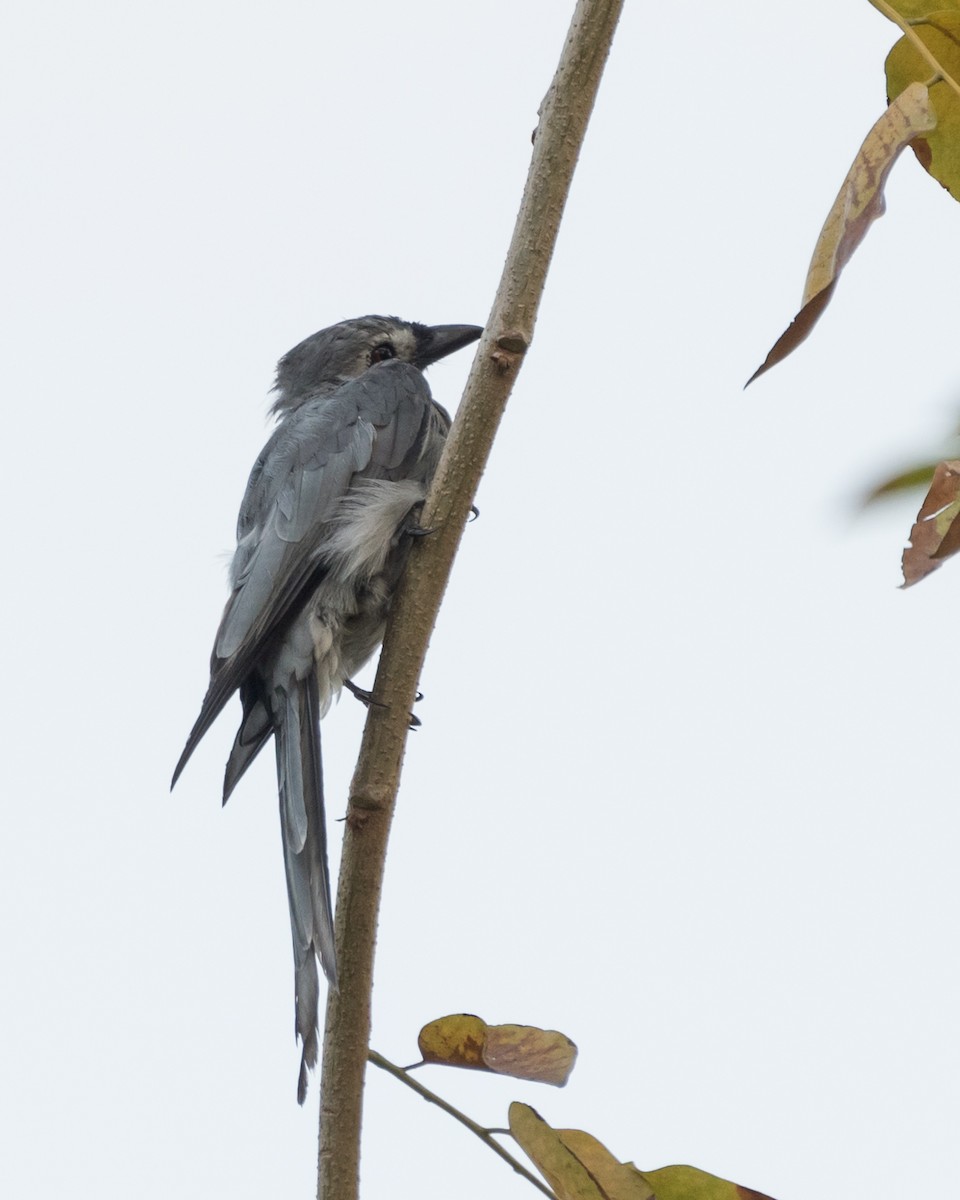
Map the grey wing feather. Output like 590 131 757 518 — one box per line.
172 361 436 788
217 410 375 659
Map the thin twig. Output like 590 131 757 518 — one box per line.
368 1051 558 1200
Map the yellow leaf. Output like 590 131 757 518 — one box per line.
557 1130 656 1200
510 1111 779 1200
748 82 935 383
878 1 960 18
509 1103 606 1200
886 13 960 198
417 1014 487 1069
901 459 960 585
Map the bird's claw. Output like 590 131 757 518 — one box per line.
401 518 435 540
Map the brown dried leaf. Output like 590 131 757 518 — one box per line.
748 82 936 384
901 459 960 586
482 1023 578 1086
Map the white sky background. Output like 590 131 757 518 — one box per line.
3 2 958 1197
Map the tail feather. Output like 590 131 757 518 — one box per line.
301 671 337 981
279 699 308 853
276 674 336 1105
222 682 273 804
295 953 320 1105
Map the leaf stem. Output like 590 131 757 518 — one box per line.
368 1050 558 1200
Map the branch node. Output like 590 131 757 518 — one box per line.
345 798 379 826
345 811 369 833
491 349 519 375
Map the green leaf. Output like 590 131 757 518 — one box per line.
638 1164 775 1200
861 461 939 505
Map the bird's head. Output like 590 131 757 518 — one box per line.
271 315 482 413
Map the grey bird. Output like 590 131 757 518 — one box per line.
172 315 482 1102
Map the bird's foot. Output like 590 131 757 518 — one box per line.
395 500 434 543
344 678 421 729
395 502 478 543
343 678 386 709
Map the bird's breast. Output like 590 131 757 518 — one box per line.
322 477 427 585
270 477 428 713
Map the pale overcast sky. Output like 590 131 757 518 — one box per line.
3 3 959 1198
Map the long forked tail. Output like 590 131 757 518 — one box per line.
275 671 337 1105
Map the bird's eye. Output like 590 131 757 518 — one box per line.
370 343 396 363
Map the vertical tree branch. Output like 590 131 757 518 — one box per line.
317 3 624 1197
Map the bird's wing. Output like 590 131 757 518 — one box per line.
172 361 437 785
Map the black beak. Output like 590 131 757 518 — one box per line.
415 323 483 369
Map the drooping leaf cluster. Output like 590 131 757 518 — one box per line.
753 2 960 588
377 1015 776 1200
